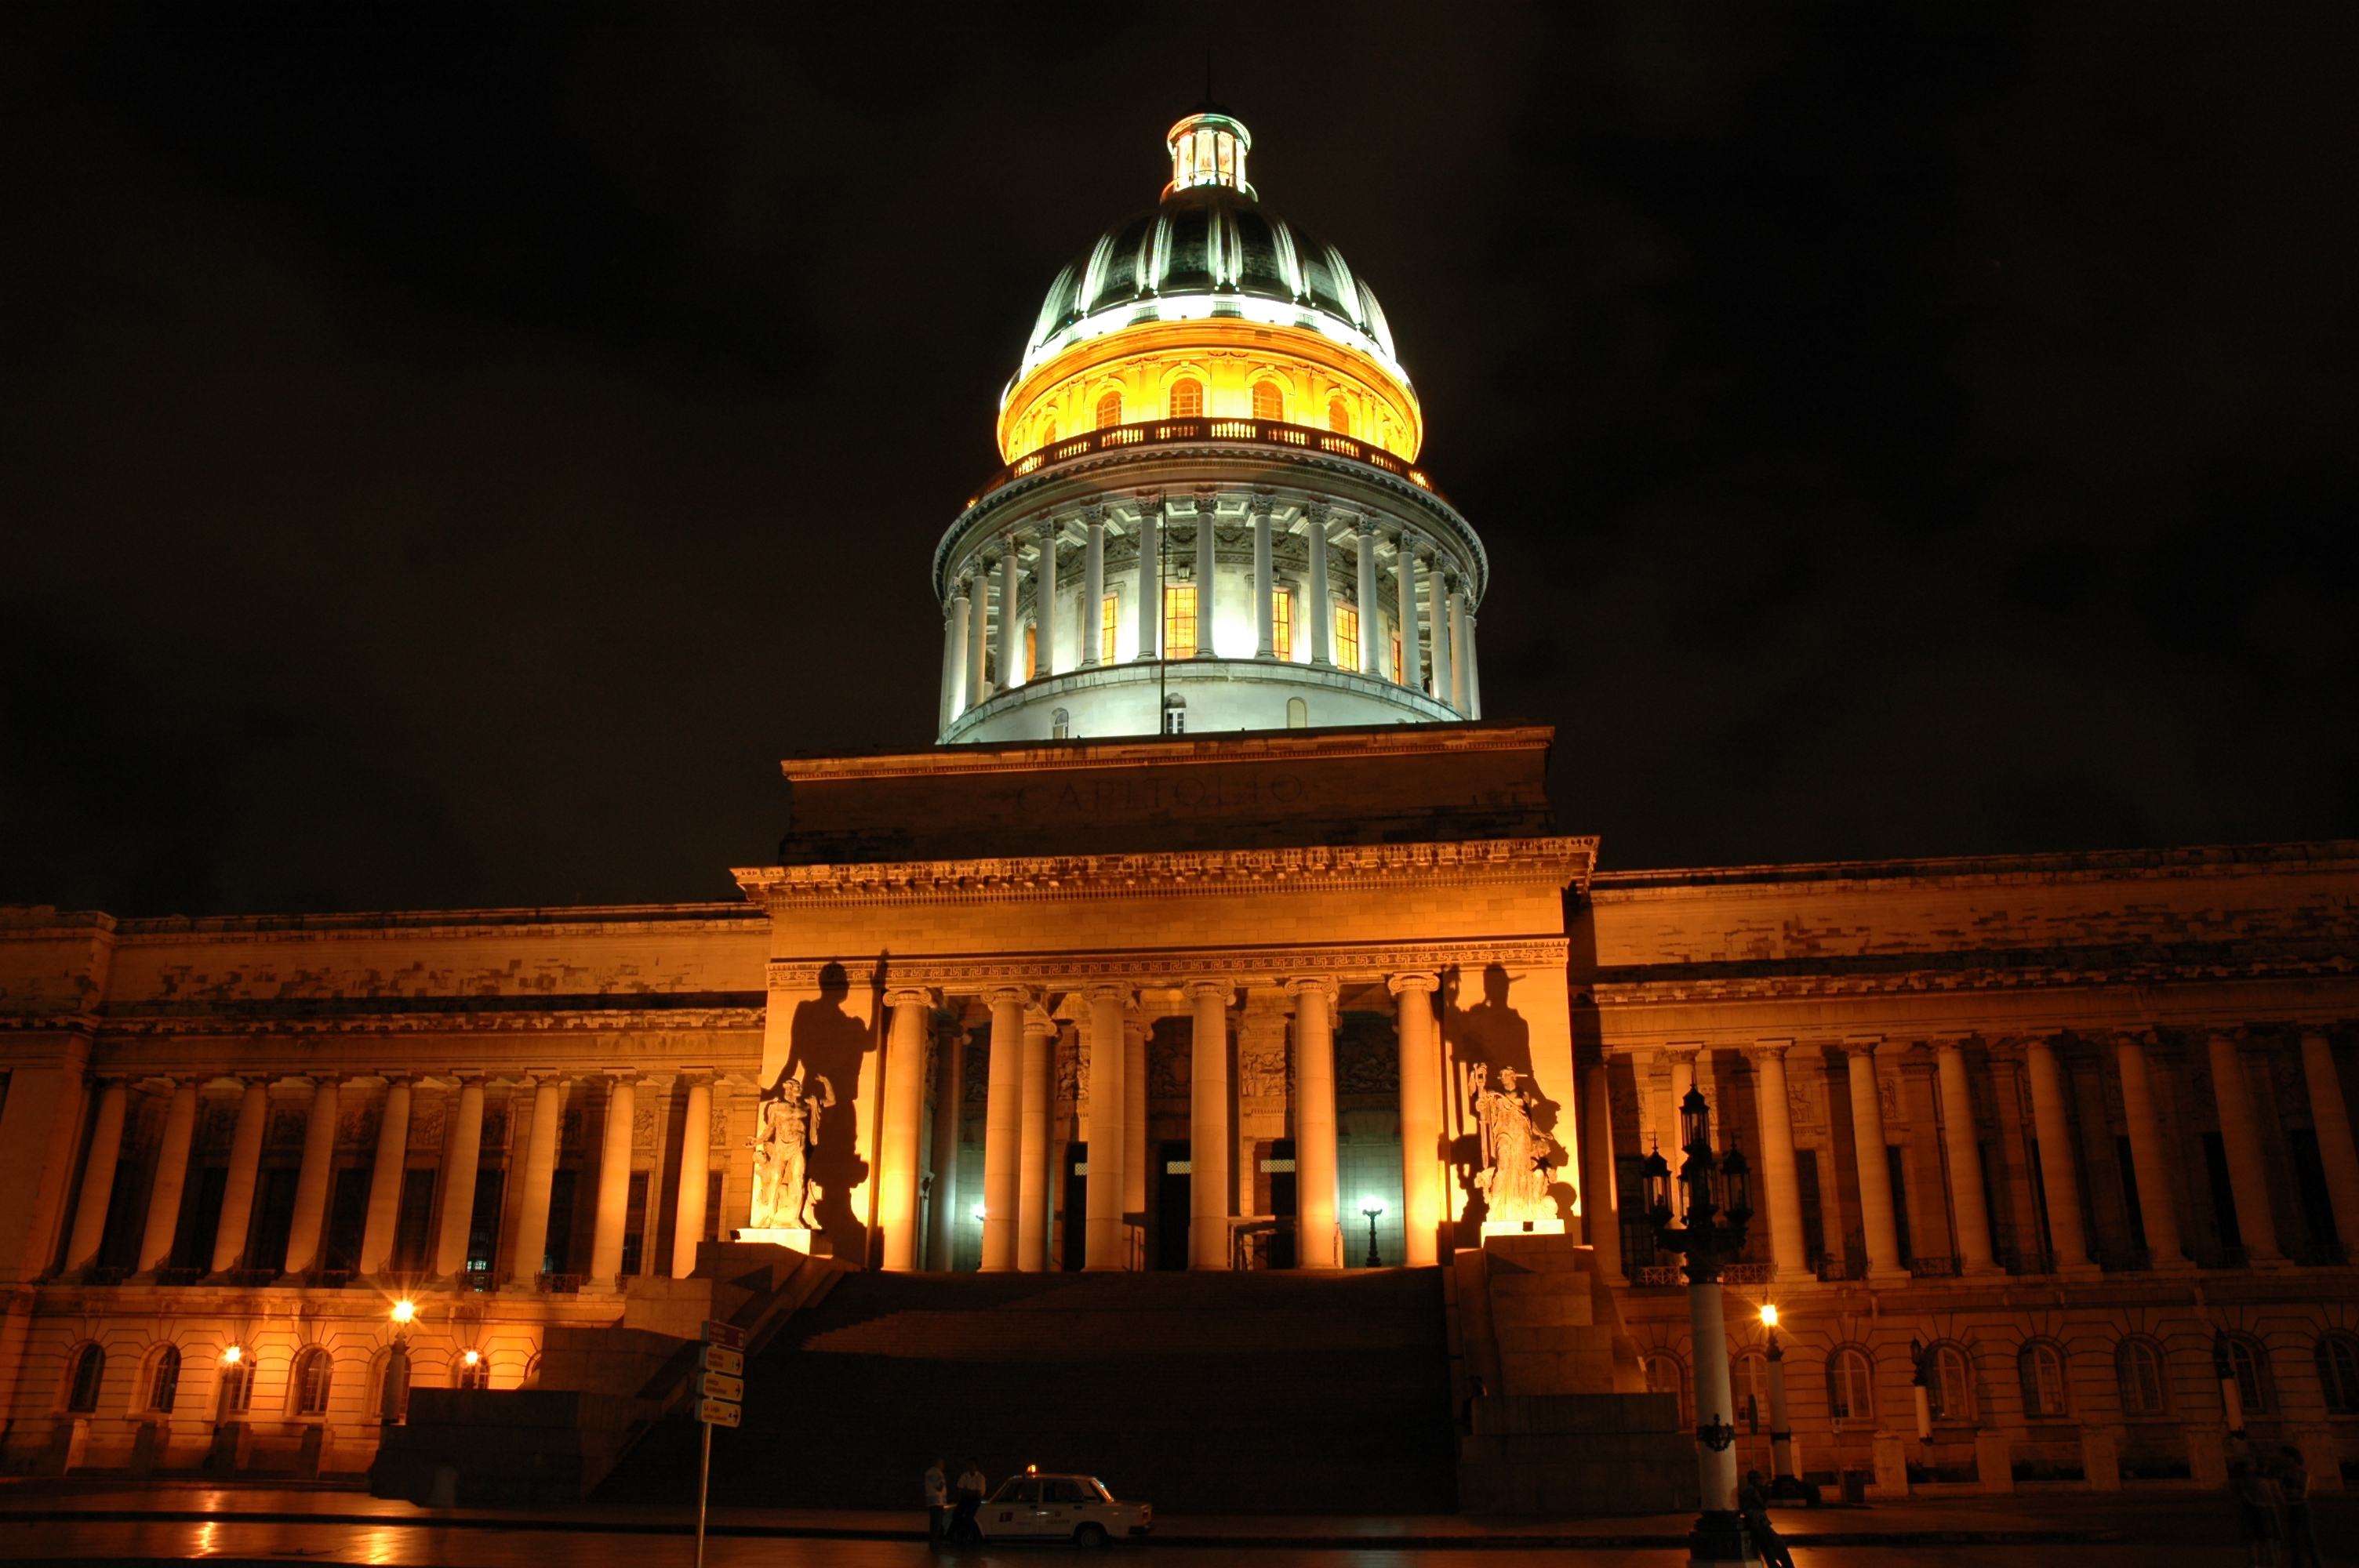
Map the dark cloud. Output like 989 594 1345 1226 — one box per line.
2 4 2354 916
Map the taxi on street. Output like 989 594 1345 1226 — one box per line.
976 1469 1152 1545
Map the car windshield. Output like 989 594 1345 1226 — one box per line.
1083 1478 1114 1501
989 1479 1030 1503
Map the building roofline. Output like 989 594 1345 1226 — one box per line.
780 720 1553 783
1589 839 2359 895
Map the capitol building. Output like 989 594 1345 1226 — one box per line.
2 107 2356 1510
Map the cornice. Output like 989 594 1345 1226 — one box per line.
9 1003 768 1040
765 936 1569 993
1587 955 2356 1007
736 837 1597 906
780 722 1552 783
1587 839 2359 896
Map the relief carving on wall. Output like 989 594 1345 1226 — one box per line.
1238 1041 1287 1102
1059 1031 1085 1105
560 1108 585 1152
1148 1025 1191 1099
1337 1018 1400 1095
337 1102 378 1149
480 1106 510 1152
268 1109 307 1149
201 1102 238 1154
633 1102 659 1150
711 1098 732 1146
410 1102 446 1152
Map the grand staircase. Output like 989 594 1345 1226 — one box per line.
595 1268 1456 1515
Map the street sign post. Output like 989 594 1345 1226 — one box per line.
695 1320 744 1568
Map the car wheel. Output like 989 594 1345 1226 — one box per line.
1074 1523 1108 1549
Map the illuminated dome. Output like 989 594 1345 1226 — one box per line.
936 108 1484 746
1017 113 1405 387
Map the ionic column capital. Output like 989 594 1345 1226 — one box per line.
1182 978 1235 1002
1081 982 1132 1007
1285 975 1339 1005
1022 1011 1060 1039
983 985 1034 1009
1838 1038 1884 1058
885 986 936 1011
1386 971 1438 997
1742 1041 1790 1065
1664 1044 1700 1065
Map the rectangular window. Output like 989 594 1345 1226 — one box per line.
1390 632 1403 685
175 1166 228 1271
1885 1145 1913 1265
1100 594 1118 663
2202 1131 2241 1259
1023 624 1038 682
247 1166 300 1273
392 1168 437 1272
324 1167 371 1272
1795 1148 1826 1267
2115 1135 2148 1253
2288 1130 2339 1248
621 1171 650 1276
703 1171 724 1243
1272 588 1293 661
1334 604 1360 670
466 1169 506 1276
544 1168 578 1275
1164 583 1197 659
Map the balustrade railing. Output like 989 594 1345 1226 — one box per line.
970 418 1444 506
1719 1261 1775 1286
536 1272 586 1294
153 1267 205 1287
82 1266 131 1287
221 1269 279 1289
1632 1264 1685 1288
1908 1255 1961 1279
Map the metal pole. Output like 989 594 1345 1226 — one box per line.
695 1417 712 1568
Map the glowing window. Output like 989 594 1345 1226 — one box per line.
1050 707 1071 740
147 1346 180 1414
2317 1334 2359 1415
1024 624 1038 682
218 1359 252 1417
1100 594 1118 663
1169 379 1203 418
2118 1339 2168 1415
1271 588 1293 661
1252 380 1284 420
1328 398 1350 434
1334 604 1360 670
1095 390 1122 430
1390 632 1403 685
1930 1345 1973 1421
1039 417 1057 448
1826 1347 1874 1421
456 1354 490 1392
294 1348 333 1415
66 1344 104 1413
1164 583 1198 659
2019 1342 2068 1419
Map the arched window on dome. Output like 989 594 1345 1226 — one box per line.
1169 379 1203 419
1252 380 1284 421
1095 390 1123 430
1328 397 1351 434
1038 416 1058 448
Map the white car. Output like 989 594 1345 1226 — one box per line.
977 1470 1152 1545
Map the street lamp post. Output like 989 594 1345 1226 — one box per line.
1760 1305 1795 1494
1645 1087 1755 1563
382 1298 416 1425
1362 1205 1385 1269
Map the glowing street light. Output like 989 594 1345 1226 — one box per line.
220 1345 242 1365
391 1298 416 1326
382 1299 416 1425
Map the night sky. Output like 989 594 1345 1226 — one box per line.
5 7 2355 919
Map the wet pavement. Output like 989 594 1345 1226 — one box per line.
0 1482 2349 1566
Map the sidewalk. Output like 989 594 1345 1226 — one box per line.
3 1479 2339 1549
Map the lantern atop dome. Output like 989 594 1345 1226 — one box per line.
1165 107 1255 200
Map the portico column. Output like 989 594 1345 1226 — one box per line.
2208 1032 2286 1265
1582 1056 1620 1278
1395 536 1423 689
879 989 933 1271
2021 1036 2098 1275
1307 506 1332 666
1747 1046 1809 1283
1354 522 1380 676
64 1079 129 1274
282 1076 342 1276
511 1076 565 1284
1135 497 1163 660
358 1077 413 1276
1252 495 1276 658
669 1076 712 1278
1187 979 1234 1269
1289 978 1339 1269
1464 611 1482 719
1019 1012 1056 1271
1666 1050 1696 1218
1081 509 1107 667
434 1077 486 1279
1840 1042 1906 1282
928 1025 966 1270
1124 1010 1150 1244
1037 524 1060 678
998 546 1021 690
1429 564 1454 713
965 570 989 710
940 601 965 732
1390 972 1442 1266
2299 1032 2359 1259
1194 492 1219 657
209 1077 271 1274
2114 1036 2191 1270
1933 1040 2001 1275
981 987 1027 1271
136 1079 198 1275
588 1074 638 1288
1083 985 1130 1270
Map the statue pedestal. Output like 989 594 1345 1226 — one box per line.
732 1227 829 1256
1481 1218 1567 1241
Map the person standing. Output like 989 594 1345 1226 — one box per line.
2232 1455 2284 1567
2280 1446 2321 1568
952 1457 987 1542
924 1457 949 1547
1739 1471 1797 1568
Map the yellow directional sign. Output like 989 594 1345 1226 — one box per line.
701 1345 744 1377
700 1397 742 1428
700 1371 745 1403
